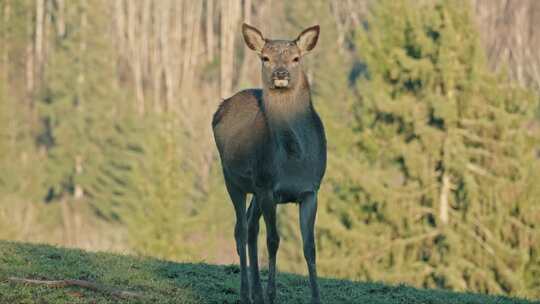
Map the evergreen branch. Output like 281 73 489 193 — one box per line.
358 230 440 262
466 163 495 179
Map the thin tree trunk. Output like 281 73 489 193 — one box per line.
175 0 184 100
182 1 203 104
77 0 87 103
244 0 251 24
72 0 88 247
206 0 214 62
331 0 345 54
141 0 151 77
220 0 241 98
26 3 34 100
439 172 450 225
21 203 33 240
74 156 84 200
127 1 145 115
35 0 44 80
152 1 163 113
180 0 192 102
2 0 10 89
56 0 65 37
114 0 125 53
42 0 53 83
160 0 173 111
61 197 73 245
220 0 229 98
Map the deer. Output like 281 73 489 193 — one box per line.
212 23 326 304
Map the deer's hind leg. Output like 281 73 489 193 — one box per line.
225 179 249 304
247 195 264 304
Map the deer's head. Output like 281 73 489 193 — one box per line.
242 23 320 90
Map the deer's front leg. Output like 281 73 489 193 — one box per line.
247 196 264 304
299 191 321 304
262 198 279 304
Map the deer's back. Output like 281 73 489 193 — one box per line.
212 89 268 184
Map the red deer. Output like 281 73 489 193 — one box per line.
212 23 326 304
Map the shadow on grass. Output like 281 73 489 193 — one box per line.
0 241 537 304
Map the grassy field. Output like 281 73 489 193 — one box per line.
0 241 537 304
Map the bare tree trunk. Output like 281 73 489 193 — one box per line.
21 202 35 240
181 0 203 106
72 0 88 247
61 197 73 245
220 0 229 98
206 0 214 62
220 0 241 98
35 0 44 81
244 0 252 24
178 0 186 99
472 0 540 90
127 1 145 115
114 0 125 53
26 3 34 100
330 0 345 54
152 1 163 113
42 0 53 79
439 172 450 225
141 0 151 77
77 0 87 103
180 0 192 101
160 0 173 111
2 0 10 89
346 0 362 28
74 156 84 200
56 0 66 37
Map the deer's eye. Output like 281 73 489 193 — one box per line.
262 56 270 62
292 56 300 63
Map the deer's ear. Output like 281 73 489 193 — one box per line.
242 23 265 53
295 25 320 54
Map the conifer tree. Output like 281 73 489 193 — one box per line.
333 0 540 295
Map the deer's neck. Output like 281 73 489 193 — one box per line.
262 73 312 134
262 73 314 157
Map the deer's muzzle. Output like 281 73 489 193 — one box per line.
272 68 290 88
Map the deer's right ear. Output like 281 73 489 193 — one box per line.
242 23 265 54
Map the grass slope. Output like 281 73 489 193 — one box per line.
0 241 537 304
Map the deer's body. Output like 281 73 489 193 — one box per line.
213 86 326 202
212 24 325 304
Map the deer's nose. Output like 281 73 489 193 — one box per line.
272 68 290 80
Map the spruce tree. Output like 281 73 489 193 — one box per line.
312 0 539 296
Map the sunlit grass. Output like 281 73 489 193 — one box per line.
0 241 537 304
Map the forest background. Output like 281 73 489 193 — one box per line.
1 0 539 299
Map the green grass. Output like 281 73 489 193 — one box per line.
0 241 537 304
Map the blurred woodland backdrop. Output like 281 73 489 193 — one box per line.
1 0 539 299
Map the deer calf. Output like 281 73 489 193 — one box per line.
212 23 326 304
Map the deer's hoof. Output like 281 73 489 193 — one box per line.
267 289 276 304
251 293 264 304
240 294 251 304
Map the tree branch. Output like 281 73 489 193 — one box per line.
7 277 143 299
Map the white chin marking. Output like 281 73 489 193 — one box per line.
273 79 289 88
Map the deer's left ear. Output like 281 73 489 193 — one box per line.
295 25 320 54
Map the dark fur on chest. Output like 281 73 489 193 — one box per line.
213 87 326 200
